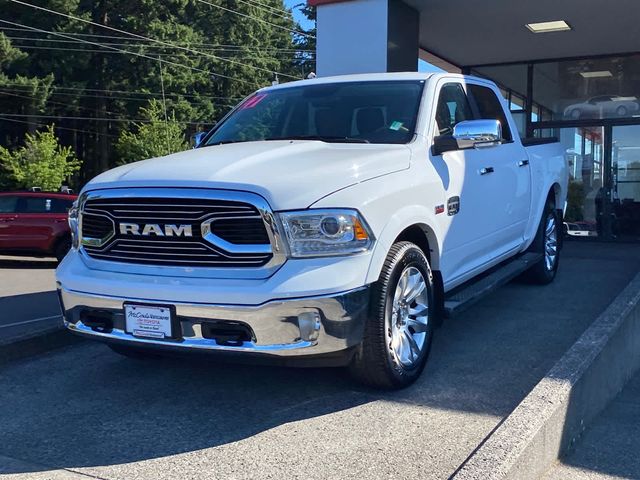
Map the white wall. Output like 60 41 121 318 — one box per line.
316 0 389 77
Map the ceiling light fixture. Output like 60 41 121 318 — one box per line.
580 70 613 78
525 20 571 33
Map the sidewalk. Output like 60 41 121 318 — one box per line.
542 370 640 480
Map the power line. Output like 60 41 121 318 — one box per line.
194 0 313 39
8 0 301 80
0 82 245 101
0 113 214 125
235 0 292 21
0 19 235 84
0 26 315 51
9 42 314 60
0 87 241 108
0 116 119 138
0 89 127 116
6 35 315 53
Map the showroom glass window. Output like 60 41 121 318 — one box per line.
533 55 640 121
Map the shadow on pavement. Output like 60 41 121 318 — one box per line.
0 258 58 269
0 242 639 477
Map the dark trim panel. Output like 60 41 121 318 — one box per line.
521 137 558 147
463 50 640 69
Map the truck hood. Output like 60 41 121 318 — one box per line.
85 140 411 210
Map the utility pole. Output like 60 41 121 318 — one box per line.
158 56 170 152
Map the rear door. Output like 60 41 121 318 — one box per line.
0 195 19 249
13 195 65 252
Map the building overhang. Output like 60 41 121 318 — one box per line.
310 0 640 67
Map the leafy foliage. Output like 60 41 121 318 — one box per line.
116 99 188 164
0 1 315 187
0 125 81 190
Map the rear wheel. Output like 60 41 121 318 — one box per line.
349 242 435 389
525 202 560 284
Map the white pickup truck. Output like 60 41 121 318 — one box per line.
56 73 567 389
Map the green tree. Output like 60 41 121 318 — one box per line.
0 125 81 190
0 33 53 144
116 99 188 164
1 0 303 181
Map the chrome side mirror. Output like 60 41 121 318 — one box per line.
453 119 502 149
432 119 502 155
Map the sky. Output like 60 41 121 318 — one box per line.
284 0 440 72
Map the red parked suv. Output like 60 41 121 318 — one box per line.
0 191 77 262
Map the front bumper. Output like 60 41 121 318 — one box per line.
58 285 371 365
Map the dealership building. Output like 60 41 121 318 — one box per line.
309 0 640 241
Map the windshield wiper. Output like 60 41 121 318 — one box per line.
265 135 370 144
207 139 251 146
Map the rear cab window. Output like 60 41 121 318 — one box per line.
467 84 513 142
14 195 71 214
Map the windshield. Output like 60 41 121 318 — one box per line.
204 80 425 146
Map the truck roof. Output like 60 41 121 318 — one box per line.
261 72 494 94
262 71 438 93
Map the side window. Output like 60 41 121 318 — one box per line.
0 196 18 213
434 83 473 136
51 198 73 213
16 196 48 213
468 84 513 142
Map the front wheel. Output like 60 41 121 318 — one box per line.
349 242 436 389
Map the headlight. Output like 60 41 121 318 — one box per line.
68 200 79 249
278 209 374 258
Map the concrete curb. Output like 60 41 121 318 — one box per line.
452 270 640 480
0 326 83 367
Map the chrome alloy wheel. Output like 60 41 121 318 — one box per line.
544 213 558 271
389 266 430 368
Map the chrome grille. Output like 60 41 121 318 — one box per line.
80 196 273 268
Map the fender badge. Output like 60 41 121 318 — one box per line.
447 196 460 216
435 204 445 215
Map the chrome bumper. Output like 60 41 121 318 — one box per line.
58 286 370 361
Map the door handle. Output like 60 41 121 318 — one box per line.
0 216 17 222
518 159 530 167
479 167 494 175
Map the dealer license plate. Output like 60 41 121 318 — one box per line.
124 303 174 339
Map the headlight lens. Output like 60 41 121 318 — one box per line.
68 201 79 249
278 209 374 257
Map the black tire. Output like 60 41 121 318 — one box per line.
524 201 560 284
108 343 162 360
54 237 71 263
349 242 436 389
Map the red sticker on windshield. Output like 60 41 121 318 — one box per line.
239 94 267 110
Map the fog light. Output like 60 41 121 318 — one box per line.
298 312 321 342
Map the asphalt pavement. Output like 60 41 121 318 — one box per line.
0 256 62 346
0 242 639 480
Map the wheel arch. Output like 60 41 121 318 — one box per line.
365 206 442 286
